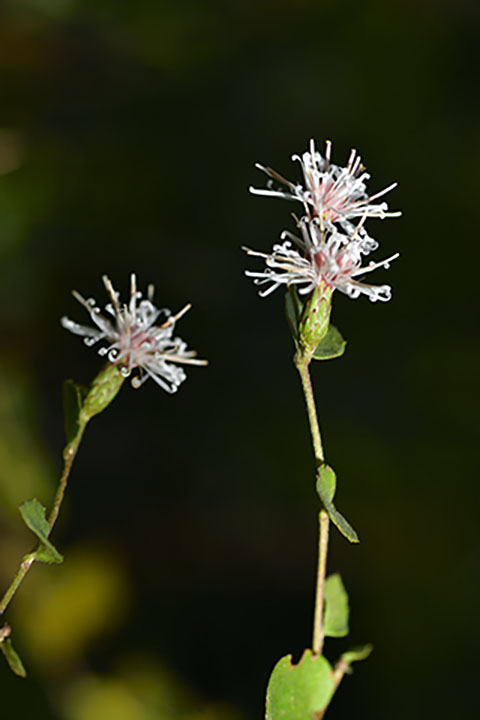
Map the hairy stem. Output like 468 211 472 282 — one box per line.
0 425 87 617
294 353 330 656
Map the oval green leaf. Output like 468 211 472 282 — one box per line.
266 650 335 720
312 324 346 361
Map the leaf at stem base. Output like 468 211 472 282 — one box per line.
266 649 335 720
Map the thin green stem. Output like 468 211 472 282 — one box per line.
0 425 87 617
0 555 36 617
48 426 86 530
295 353 324 466
312 510 329 655
295 352 330 656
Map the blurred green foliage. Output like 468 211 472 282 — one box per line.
0 0 478 718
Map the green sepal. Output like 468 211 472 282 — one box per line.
340 644 373 667
19 499 63 564
63 379 88 445
316 465 359 543
0 638 27 678
312 324 346 361
266 649 335 720
323 573 349 637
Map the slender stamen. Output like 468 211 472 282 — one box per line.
324 139 332 170
102 275 121 318
348 211 369 243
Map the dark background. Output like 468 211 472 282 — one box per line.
0 0 479 718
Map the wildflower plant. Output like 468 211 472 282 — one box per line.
245 140 400 719
0 274 206 677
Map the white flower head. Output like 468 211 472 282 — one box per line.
250 139 401 254
244 215 399 303
61 274 207 393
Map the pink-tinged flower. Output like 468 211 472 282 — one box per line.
250 139 400 254
244 216 399 303
61 274 207 393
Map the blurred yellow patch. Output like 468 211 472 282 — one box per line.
62 675 149 720
15 545 129 667
61 656 243 720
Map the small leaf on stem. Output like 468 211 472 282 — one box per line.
285 285 304 346
19 499 63 564
340 644 373 666
316 465 359 543
266 650 335 720
312 325 346 361
63 379 88 445
323 574 349 638
0 637 27 678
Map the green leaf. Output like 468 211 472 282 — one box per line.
285 286 304 345
340 644 373 666
316 465 359 543
19 499 63 564
317 464 336 503
0 638 27 678
312 324 346 361
323 574 349 638
266 650 335 720
63 379 88 445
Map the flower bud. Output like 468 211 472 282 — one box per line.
81 364 125 422
298 279 333 360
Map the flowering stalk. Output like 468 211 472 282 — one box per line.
0 273 206 677
245 140 399 718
